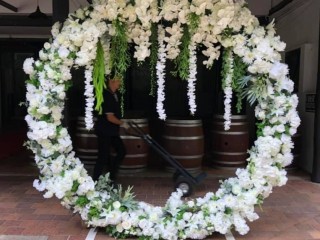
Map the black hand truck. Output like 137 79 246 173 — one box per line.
127 121 207 197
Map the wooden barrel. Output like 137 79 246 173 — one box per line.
211 115 249 169
162 119 204 174
118 118 149 173
74 117 149 173
74 117 98 166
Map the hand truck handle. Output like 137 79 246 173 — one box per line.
126 121 146 137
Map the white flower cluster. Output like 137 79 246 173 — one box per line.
22 0 301 239
128 0 159 62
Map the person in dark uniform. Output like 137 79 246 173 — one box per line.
93 77 128 182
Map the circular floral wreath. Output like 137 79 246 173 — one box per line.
23 0 301 239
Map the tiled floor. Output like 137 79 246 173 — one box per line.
1 152 320 240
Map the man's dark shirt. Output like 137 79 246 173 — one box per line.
95 89 121 136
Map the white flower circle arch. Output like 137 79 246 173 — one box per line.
23 0 301 239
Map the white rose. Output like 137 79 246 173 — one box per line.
113 201 121 209
116 223 123 232
122 221 132 230
44 42 51 50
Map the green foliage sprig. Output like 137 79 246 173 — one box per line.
149 23 158 96
221 48 232 89
93 40 106 115
172 25 191 80
26 77 40 88
95 174 137 211
110 18 131 84
232 55 248 113
172 13 200 80
110 18 131 115
239 74 269 106
221 27 233 39
188 12 200 33
75 195 90 207
221 48 249 113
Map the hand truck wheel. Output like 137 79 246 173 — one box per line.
174 176 193 197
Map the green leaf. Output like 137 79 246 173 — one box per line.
93 39 106 115
224 207 232 215
65 81 73 91
60 170 65 177
71 180 80 192
75 196 90 207
26 77 40 88
88 207 100 219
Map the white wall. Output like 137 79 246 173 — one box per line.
271 0 320 173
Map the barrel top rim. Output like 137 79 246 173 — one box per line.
123 118 148 122
166 119 202 124
214 114 247 120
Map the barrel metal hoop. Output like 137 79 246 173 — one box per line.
214 115 247 120
163 136 204 140
125 153 148 158
77 155 97 159
75 133 97 138
76 148 98 153
120 165 146 168
212 151 248 156
165 123 202 127
214 160 247 164
123 119 148 123
121 136 141 139
172 154 204 159
166 119 202 125
213 122 248 126
211 131 248 135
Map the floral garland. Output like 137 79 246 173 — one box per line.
23 0 300 239
156 25 167 120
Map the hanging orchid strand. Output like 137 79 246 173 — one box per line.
187 42 197 115
84 67 95 130
156 25 167 120
222 48 234 130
